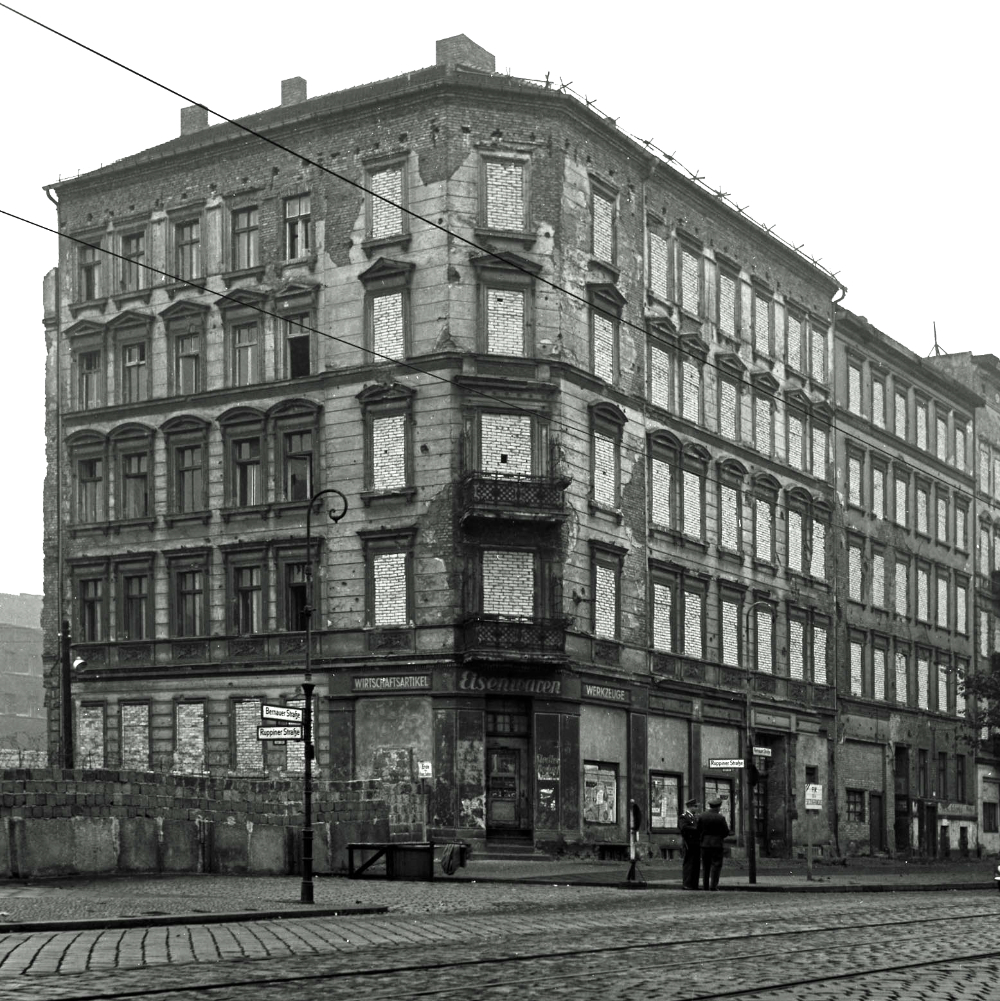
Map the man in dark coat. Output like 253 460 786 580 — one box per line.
696 797 730 890
679 797 700 889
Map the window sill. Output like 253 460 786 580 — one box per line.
68 297 109 319
112 288 153 309
361 233 411 257
752 558 776 572
164 510 212 528
273 500 313 518
718 548 745 566
474 226 536 249
220 504 272 523
110 517 157 534
277 255 318 275
680 535 708 552
649 525 682 544
221 266 265 288
164 280 203 299
69 521 111 538
361 487 417 507
588 499 623 524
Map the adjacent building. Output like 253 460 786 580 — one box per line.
0 593 46 765
40 35 993 856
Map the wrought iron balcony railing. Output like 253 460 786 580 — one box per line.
459 471 570 523
461 614 568 663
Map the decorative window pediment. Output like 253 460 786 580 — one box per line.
358 257 415 289
159 300 210 322
109 422 155 444
647 315 678 343
218 406 266 429
587 281 627 310
749 369 780 394
356 381 416 407
268 398 321 420
220 287 269 312
161 414 210 435
66 429 107 449
716 351 746 378
107 310 154 334
678 330 708 360
65 318 106 339
752 472 781 499
590 400 627 429
719 458 749 480
470 251 541 281
785 387 812 413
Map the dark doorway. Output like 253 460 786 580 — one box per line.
869 792 885 854
894 795 910 852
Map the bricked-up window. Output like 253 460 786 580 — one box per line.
649 434 678 531
811 516 827 581
812 423 828 479
937 664 950 716
895 558 909 618
231 207 259 270
936 570 949 629
755 605 774 674
173 702 205 774
874 646 887 700
936 413 948 462
77 704 105 768
79 242 102 300
915 399 928 451
956 503 968 550
650 568 676 652
848 540 863 603
233 698 265 775
482 549 536 620
753 488 776 564
872 549 886 609
677 243 702 318
368 162 405 240
956 578 968 635
283 194 311 259
937 492 949 544
649 338 673 412
718 269 740 340
362 530 415 628
872 463 886 519
916 482 929 534
917 565 930 622
588 283 625 384
753 291 771 356
810 323 827 384
718 463 745 553
591 403 626 511
847 452 863 507
720 595 741 667
895 649 909 705
894 471 909 528
917 654 930 709
981 525 991 573
955 422 968 470
754 395 773 456
787 507 803 573
174 219 201 281
591 546 623 639
75 347 103 410
995 458 1000 502
482 158 527 231
787 311 804 369
681 351 705 425
719 378 741 442
894 386 908 440
487 288 526 356
119 339 149 404
789 617 805 680
174 443 204 514
812 622 828 685
359 383 413 499
591 183 616 264
787 491 823 576
872 377 886 429
120 703 150 770
850 638 864 695
681 448 708 542
979 609 990 658
117 232 145 293
846 789 865 822
979 442 990 492
787 412 805 471
649 230 670 302
167 549 209 638
848 362 862 415
682 585 705 659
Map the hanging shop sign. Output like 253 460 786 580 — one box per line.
352 674 431 693
261 704 304 723
258 725 303 741
582 683 629 703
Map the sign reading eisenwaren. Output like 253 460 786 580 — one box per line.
458 670 561 696
353 674 431 693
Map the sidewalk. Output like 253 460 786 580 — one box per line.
0 855 994 932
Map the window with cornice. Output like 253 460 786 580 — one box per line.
755 604 775 675
915 399 928 451
68 432 107 528
360 257 415 362
677 243 701 318
591 182 616 264
649 225 670 301
359 384 413 502
872 376 886 429
220 409 266 511
753 291 771 356
591 404 626 513
754 394 773 456
895 558 909 617
786 311 804 370
368 162 406 241
718 463 745 554
272 400 321 506
718 269 739 338
894 387 908 440
936 413 949 462
649 434 677 531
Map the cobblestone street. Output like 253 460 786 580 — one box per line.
1 881 996 1000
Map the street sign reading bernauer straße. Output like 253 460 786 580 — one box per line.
261 704 304 723
258 725 303 741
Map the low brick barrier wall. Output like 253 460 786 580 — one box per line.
0 768 428 878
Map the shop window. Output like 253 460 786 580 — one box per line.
650 773 681 830
583 761 618 824
702 778 733 829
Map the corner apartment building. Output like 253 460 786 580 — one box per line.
833 311 981 856
924 350 1000 853
42 33 870 857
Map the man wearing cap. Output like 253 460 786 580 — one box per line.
679 797 700 889
696 797 730 890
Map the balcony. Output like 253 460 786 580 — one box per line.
460 614 568 665
459 471 570 525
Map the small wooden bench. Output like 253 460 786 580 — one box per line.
347 841 436 880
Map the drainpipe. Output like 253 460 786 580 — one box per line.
828 284 846 857
44 183 71 769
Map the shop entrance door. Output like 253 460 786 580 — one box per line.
486 744 529 833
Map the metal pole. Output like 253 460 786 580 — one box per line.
300 488 347 906
61 619 73 768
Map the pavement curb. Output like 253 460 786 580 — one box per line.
0 904 389 934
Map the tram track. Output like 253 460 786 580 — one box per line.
22 906 997 1001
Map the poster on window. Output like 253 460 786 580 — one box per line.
649 773 680 830
703 778 733 829
583 762 617 824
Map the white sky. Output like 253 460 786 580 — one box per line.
1 0 996 595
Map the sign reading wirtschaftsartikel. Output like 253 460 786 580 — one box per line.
257 725 303 741
708 758 744 770
805 783 823 811
261 704 304 723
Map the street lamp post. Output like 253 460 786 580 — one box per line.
301 487 348 905
743 599 772 886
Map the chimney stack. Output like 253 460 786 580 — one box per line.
435 35 495 73
180 105 209 136
281 77 308 107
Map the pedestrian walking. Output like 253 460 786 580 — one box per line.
680 797 700 889
696 797 730 890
